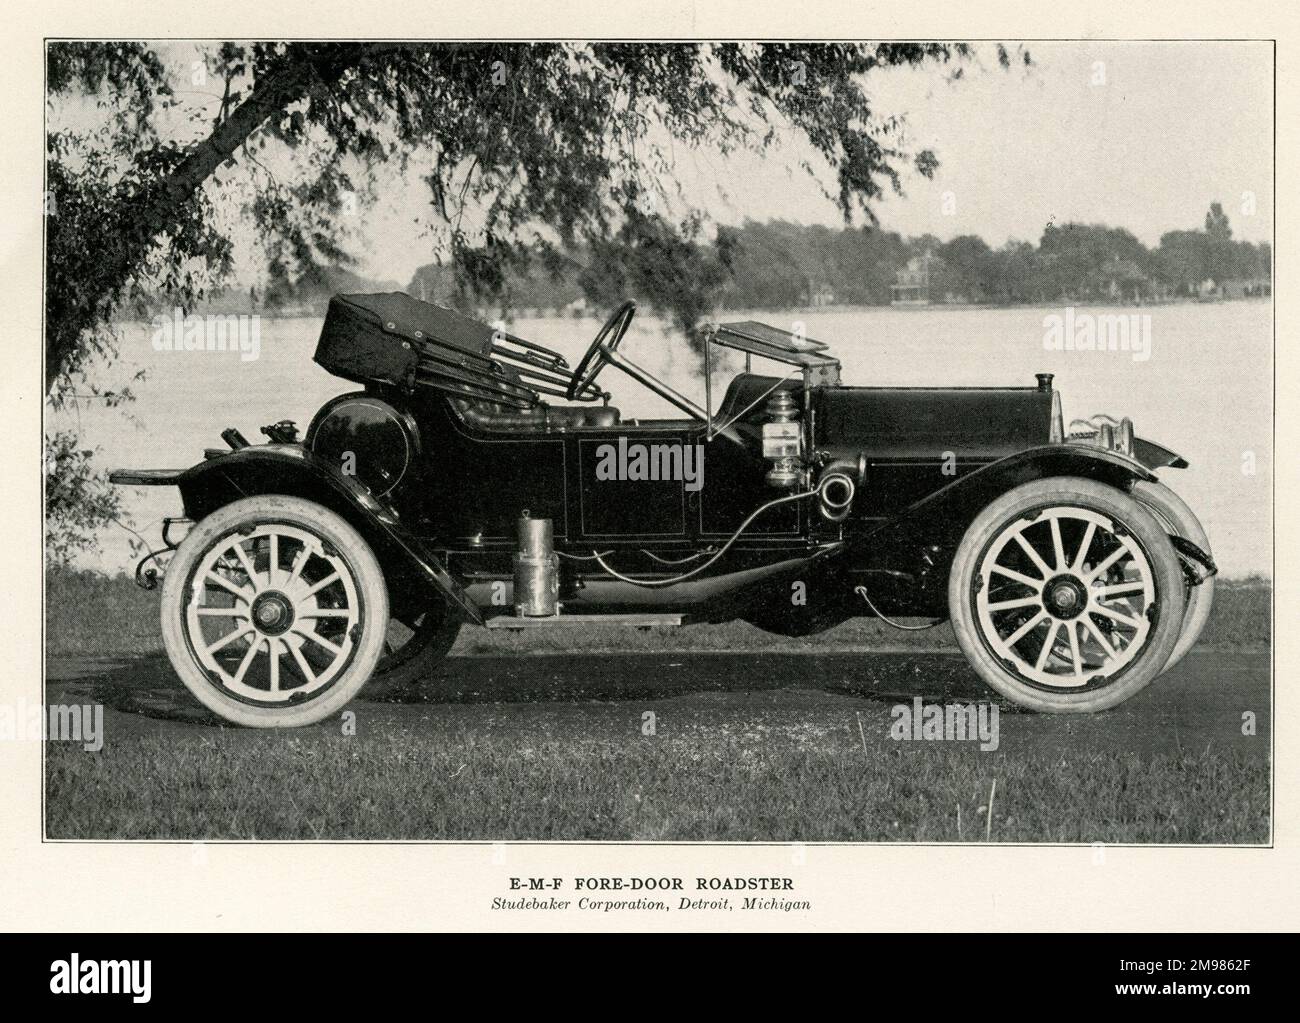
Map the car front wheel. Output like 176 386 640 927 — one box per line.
159 495 389 727
1132 480 1215 672
948 477 1186 713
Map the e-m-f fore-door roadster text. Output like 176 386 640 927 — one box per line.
111 293 1216 727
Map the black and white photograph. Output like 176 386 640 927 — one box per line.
38 35 1273 855
8 0 1296 960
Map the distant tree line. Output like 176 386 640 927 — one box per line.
260 265 401 312
403 201 1271 316
716 201 1271 307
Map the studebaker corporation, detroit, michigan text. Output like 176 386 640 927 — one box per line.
493 877 811 912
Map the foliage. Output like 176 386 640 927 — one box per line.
396 203 1271 314
45 41 1010 559
713 219 911 307
46 40 997 392
43 431 129 567
579 211 730 346
702 205 1270 309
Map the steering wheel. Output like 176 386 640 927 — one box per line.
567 300 636 401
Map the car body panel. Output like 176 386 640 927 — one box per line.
111 302 1195 629
154 444 484 625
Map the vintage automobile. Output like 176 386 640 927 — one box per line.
111 293 1216 727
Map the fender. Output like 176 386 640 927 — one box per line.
1133 435 1189 471
856 442 1160 549
139 445 483 625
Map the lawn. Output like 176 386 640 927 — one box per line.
45 716 1268 843
43 568 1272 844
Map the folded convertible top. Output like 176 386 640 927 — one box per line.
315 293 583 409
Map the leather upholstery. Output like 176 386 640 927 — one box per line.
448 359 622 431
451 397 622 432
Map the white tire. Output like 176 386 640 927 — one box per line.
948 477 1186 713
1133 480 1215 672
160 495 389 727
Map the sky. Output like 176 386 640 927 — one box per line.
690 42 1273 241
52 40 1275 285
352 40 1274 283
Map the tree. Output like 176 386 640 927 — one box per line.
937 234 994 301
825 226 909 305
46 41 1012 395
988 240 1041 304
1205 201 1232 240
44 430 131 567
715 219 820 309
1035 222 1150 301
46 41 1030 559
1153 204 1269 293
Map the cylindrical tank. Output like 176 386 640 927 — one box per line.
513 512 559 616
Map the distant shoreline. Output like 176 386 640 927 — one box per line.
114 293 1273 326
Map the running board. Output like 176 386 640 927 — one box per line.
485 613 684 630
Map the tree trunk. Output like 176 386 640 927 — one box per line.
44 44 386 394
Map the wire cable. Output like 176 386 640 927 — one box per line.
641 547 718 565
591 488 819 588
852 585 946 631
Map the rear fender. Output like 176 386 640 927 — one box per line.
173 445 483 625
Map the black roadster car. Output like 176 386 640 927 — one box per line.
112 293 1216 727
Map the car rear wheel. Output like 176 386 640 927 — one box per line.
948 477 1186 713
1133 480 1215 672
159 495 389 727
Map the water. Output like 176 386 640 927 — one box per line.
57 301 1272 578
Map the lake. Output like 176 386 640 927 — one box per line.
56 300 1273 578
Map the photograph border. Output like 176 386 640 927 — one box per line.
7 1 1293 933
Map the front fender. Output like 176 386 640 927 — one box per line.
1132 436 1189 471
859 443 1158 547
172 445 483 625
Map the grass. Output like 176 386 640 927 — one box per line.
44 567 1272 658
45 726 1267 843
43 566 1271 844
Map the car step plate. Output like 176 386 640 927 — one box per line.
485 613 683 630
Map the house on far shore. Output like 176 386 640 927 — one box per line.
890 252 934 305
1218 277 1272 299
1098 256 1149 303
808 282 836 307
1197 276 1271 300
